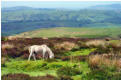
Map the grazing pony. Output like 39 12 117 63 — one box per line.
28 44 54 61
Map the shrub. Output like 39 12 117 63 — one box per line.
112 58 121 70
82 69 113 80
1 36 8 41
7 36 20 40
57 66 82 79
88 55 121 70
77 41 88 48
2 43 14 50
54 42 78 51
2 43 29 58
107 42 121 53
93 47 111 54
88 40 121 55
82 68 121 80
85 40 106 48
108 40 121 48
88 55 102 69
2 47 24 58
111 72 121 80
105 37 111 41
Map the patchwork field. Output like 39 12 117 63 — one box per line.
15 27 121 38
1 37 121 80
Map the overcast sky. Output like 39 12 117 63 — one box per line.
2 1 121 9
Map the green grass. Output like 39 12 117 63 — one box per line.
2 59 90 79
72 62 90 80
1 60 72 75
2 46 120 80
64 48 96 56
1 67 57 77
2 48 94 78
1 60 57 76
15 27 121 38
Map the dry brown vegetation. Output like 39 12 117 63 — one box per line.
54 41 78 51
85 40 106 48
88 54 121 70
7 36 21 40
1 37 121 80
1 37 83 58
1 37 121 59
2 43 14 50
2 73 58 80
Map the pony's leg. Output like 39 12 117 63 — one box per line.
28 53 32 61
33 54 36 61
45 53 47 60
28 48 33 61
43 48 46 59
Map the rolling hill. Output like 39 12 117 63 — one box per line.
89 4 121 10
2 4 121 36
15 27 121 38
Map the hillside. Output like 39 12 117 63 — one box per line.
89 4 121 10
15 27 121 38
2 4 121 36
2 37 121 80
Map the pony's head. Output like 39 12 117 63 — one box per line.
49 52 54 59
45 45 54 59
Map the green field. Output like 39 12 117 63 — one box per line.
16 27 121 38
2 48 93 80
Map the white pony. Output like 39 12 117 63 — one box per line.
28 44 54 61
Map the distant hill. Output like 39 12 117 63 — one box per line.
15 27 121 38
89 4 121 10
1 6 34 11
2 4 121 36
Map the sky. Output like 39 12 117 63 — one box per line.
2 1 121 9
